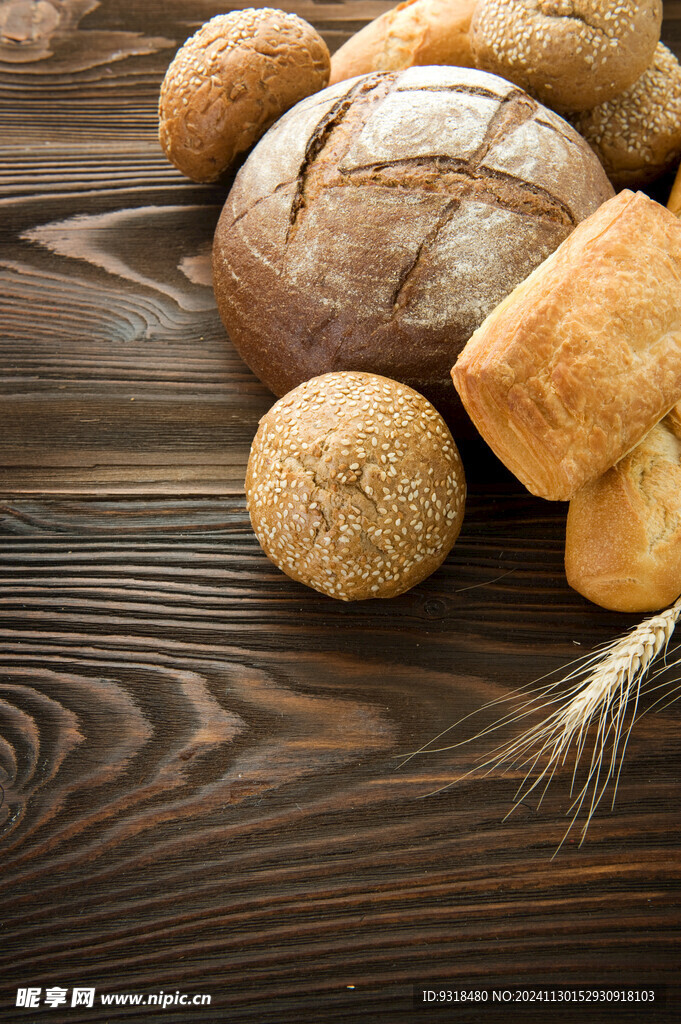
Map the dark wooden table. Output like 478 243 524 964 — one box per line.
1 2 680 1021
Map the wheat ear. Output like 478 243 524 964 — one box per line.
408 598 681 853
471 597 681 852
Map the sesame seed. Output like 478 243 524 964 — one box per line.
245 371 466 601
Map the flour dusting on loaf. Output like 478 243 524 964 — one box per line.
213 66 613 432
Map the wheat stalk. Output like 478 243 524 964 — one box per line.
409 597 681 854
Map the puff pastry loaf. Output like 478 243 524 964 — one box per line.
451 190 681 501
565 405 681 613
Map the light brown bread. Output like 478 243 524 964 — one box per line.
565 406 681 613
471 0 662 112
158 8 330 183
245 372 466 601
570 43 681 189
670 162 681 217
451 190 681 502
329 0 476 85
213 65 613 434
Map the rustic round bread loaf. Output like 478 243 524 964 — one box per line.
158 8 330 183
570 44 681 189
470 0 662 112
245 371 466 601
213 66 614 432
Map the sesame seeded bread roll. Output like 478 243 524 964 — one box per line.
565 406 681 613
571 44 681 189
329 0 476 85
471 0 662 113
245 372 466 601
158 9 330 183
451 190 681 502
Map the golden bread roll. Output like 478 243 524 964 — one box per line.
246 372 466 601
669 162 681 218
451 190 681 502
329 0 476 85
471 0 662 112
570 43 681 189
565 407 681 613
158 9 330 183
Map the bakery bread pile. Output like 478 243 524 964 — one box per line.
451 187 681 612
560 182 681 613
325 0 681 190
154 6 681 608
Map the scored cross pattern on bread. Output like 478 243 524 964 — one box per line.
213 65 612 432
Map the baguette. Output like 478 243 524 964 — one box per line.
329 0 476 85
565 406 681 613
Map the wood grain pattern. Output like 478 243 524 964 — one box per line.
1 2 681 1021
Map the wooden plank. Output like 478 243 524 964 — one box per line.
0 495 679 1020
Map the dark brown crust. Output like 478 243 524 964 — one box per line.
213 67 613 434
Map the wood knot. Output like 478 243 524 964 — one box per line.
0 0 60 54
0 1 174 71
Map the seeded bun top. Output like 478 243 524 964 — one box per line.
158 8 330 183
245 372 466 601
570 43 681 189
471 0 662 112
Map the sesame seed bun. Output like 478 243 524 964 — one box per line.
570 44 681 190
158 9 330 183
471 0 662 113
245 372 466 601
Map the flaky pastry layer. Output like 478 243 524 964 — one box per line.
451 189 681 501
